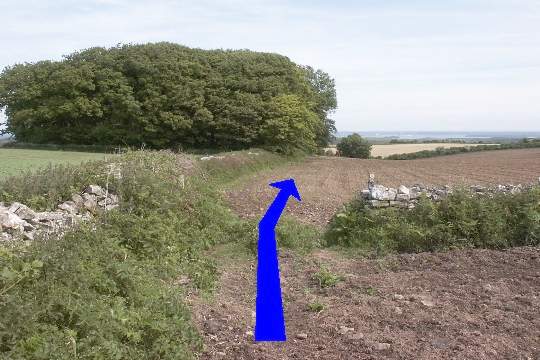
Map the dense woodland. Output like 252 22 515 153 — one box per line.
0 43 337 152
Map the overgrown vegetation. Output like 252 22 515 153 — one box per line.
326 190 540 256
0 150 299 359
336 133 371 158
0 42 336 153
385 138 540 160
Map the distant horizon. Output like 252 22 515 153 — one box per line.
3 129 540 141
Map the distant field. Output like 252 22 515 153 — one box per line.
0 149 107 178
227 148 540 226
371 143 498 157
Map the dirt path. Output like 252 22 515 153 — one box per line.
190 150 540 359
191 247 540 359
226 149 540 227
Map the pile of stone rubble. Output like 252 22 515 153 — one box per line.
0 185 119 242
361 174 539 209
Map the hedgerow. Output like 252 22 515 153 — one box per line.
325 189 540 256
0 150 289 359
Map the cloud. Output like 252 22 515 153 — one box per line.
0 0 539 131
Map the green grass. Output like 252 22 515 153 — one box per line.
0 149 107 178
0 149 314 359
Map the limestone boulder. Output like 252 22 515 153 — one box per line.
8 202 37 220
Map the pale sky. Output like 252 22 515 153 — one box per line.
1 0 539 132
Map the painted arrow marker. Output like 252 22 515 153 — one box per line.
255 178 301 342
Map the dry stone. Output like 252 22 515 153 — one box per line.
362 174 538 210
398 185 410 195
0 185 119 243
8 202 37 220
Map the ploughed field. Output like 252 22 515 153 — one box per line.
192 247 540 360
191 148 540 359
0 149 107 178
227 148 540 227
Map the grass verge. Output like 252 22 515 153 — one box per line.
0 149 311 359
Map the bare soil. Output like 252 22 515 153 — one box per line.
191 247 540 359
226 149 540 227
190 149 540 359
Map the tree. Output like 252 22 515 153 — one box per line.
261 94 319 154
0 42 338 153
337 133 371 158
300 65 337 147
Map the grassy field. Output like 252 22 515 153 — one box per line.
323 143 498 157
370 142 498 157
0 148 108 178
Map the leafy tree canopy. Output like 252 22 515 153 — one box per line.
0 43 337 152
337 133 371 158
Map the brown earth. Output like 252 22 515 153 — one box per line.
190 149 540 359
226 148 540 227
191 247 540 360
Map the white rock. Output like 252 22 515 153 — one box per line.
72 193 85 208
369 185 397 201
398 185 410 195
0 211 27 231
8 202 37 220
84 185 105 197
396 193 410 201
58 201 78 214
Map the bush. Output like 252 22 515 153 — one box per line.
336 133 371 158
325 189 540 256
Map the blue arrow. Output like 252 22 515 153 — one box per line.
255 178 301 342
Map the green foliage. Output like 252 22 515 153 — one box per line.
276 217 322 252
300 66 337 147
337 133 371 158
385 139 540 160
325 189 540 256
242 217 321 256
313 266 342 288
261 95 320 154
0 158 109 209
0 43 337 152
307 301 325 312
0 149 295 359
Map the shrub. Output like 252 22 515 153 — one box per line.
325 189 540 255
337 133 371 158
